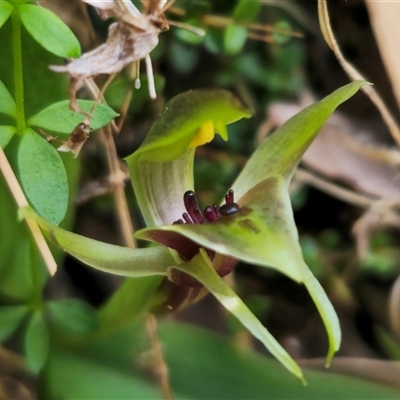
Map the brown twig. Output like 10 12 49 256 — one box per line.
318 0 400 147
145 314 174 400
0 146 57 275
293 168 375 208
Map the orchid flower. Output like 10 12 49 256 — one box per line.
20 81 368 382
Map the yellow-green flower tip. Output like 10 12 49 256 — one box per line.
189 120 215 148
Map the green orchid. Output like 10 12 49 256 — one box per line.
20 81 369 383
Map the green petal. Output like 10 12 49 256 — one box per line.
19 207 175 277
136 176 304 282
126 89 252 226
171 250 305 383
232 80 370 199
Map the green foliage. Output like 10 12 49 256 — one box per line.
25 310 50 373
28 100 119 134
8 128 68 224
0 304 29 341
17 4 81 58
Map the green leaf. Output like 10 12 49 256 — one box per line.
0 305 29 342
98 277 164 328
160 322 400 399
17 4 80 58
25 310 50 374
126 89 252 226
47 299 100 334
0 176 49 301
233 0 261 22
232 80 370 199
27 100 119 134
0 79 16 118
171 250 305 382
137 176 304 282
19 207 176 277
43 338 160 399
224 24 247 55
0 1 13 29
9 128 68 225
0 125 17 148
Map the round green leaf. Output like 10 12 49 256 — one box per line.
0 79 16 118
18 4 80 58
0 1 13 29
12 128 68 225
0 125 17 148
0 305 29 342
28 100 119 134
25 310 50 373
47 299 100 334
233 0 261 22
224 24 247 55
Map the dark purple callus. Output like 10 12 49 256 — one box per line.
174 189 239 225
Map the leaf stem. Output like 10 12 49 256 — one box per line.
11 9 26 131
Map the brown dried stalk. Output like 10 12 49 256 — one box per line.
318 0 400 147
0 146 57 275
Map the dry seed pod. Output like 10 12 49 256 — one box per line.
58 122 91 157
50 0 170 111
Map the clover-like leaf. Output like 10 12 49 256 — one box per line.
18 4 80 58
171 249 305 383
0 80 16 118
19 207 176 277
27 100 119 134
0 125 17 149
25 310 50 373
47 299 100 334
0 1 13 29
126 89 252 226
8 128 68 225
0 305 29 342
232 80 371 199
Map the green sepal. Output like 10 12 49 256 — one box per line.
19 207 175 277
126 89 251 227
171 249 305 383
136 176 304 282
298 261 341 366
232 80 370 199
128 89 252 163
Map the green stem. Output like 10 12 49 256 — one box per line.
11 9 26 131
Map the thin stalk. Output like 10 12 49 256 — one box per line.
11 10 25 131
0 147 57 276
146 314 174 400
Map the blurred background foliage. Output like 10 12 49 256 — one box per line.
1 0 400 398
